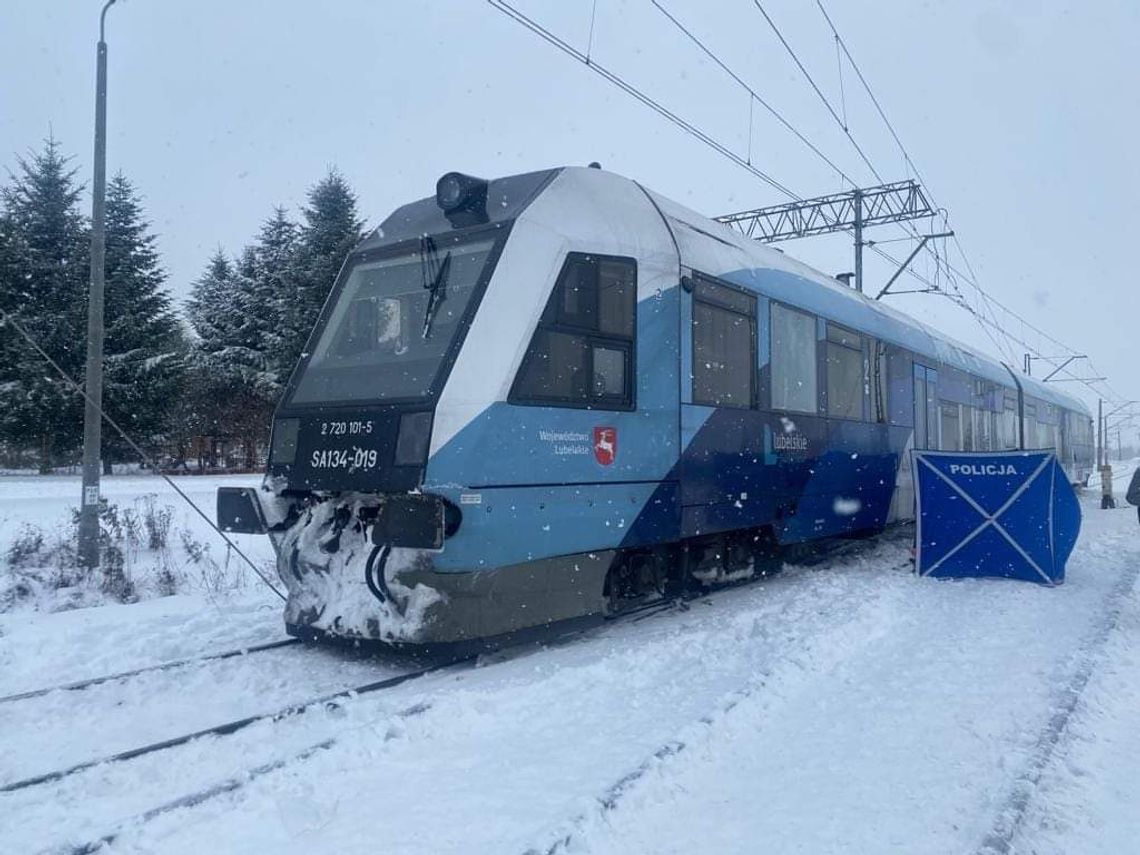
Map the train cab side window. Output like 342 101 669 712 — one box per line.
510 253 636 409
770 302 818 413
692 277 756 408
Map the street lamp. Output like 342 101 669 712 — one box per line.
79 0 118 569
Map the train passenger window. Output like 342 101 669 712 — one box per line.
771 303 818 413
510 253 636 410
915 377 928 448
825 324 866 420
913 364 939 449
961 404 975 450
1000 395 1019 449
692 277 756 408
974 407 993 451
1024 402 1038 448
887 348 913 426
941 402 962 451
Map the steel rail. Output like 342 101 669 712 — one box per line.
0 639 300 707
0 661 457 795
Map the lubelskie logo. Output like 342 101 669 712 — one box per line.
773 433 808 452
594 426 617 466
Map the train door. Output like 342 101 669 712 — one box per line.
913 364 939 449
678 274 761 540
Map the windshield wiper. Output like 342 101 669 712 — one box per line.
422 252 452 339
420 236 452 340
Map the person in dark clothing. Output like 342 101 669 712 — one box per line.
1127 468 1140 524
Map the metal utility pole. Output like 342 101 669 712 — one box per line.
1097 399 1103 468
1096 401 1135 509
852 188 863 293
79 0 117 569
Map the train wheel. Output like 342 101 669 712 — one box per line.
602 550 666 616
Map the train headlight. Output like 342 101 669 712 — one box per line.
395 411 433 466
436 173 466 211
435 172 488 223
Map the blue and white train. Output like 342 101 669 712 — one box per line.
218 166 1094 647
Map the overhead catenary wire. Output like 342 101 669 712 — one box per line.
654 0 1004 352
489 0 1117 406
754 0 1097 389
648 0 855 187
816 2 1027 366
834 29 848 131
486 0 798 201
814 0 923 184
0 306 287 602
750 0 885 186
813 0 1120 404
653 0 1035 373
748 0 993 317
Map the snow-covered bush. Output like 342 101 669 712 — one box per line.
0 494 247 613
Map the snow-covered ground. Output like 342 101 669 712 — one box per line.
1 471 1138 854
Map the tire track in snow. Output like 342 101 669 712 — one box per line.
977 540 1140 855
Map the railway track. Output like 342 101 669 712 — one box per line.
11 598 696 855
0 658 456 795
9 530 909 854
0 638 301 706
3 599 679 797
9 530 895 797
976 552 1140 855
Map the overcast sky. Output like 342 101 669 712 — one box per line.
3 0 1137 417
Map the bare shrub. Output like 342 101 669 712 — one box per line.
5 525 45 569
140 495 173 551
4 494 254 612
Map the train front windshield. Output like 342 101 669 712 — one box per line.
289 235 497 405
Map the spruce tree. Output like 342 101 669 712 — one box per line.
279 169 364 377
0 138 89 470
185 251 244 468
185 248 238 352
186 221 290 469
249 206 297 384
0 206 29 439
100 173 184 470
189 235 282 396
180 174 363 469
